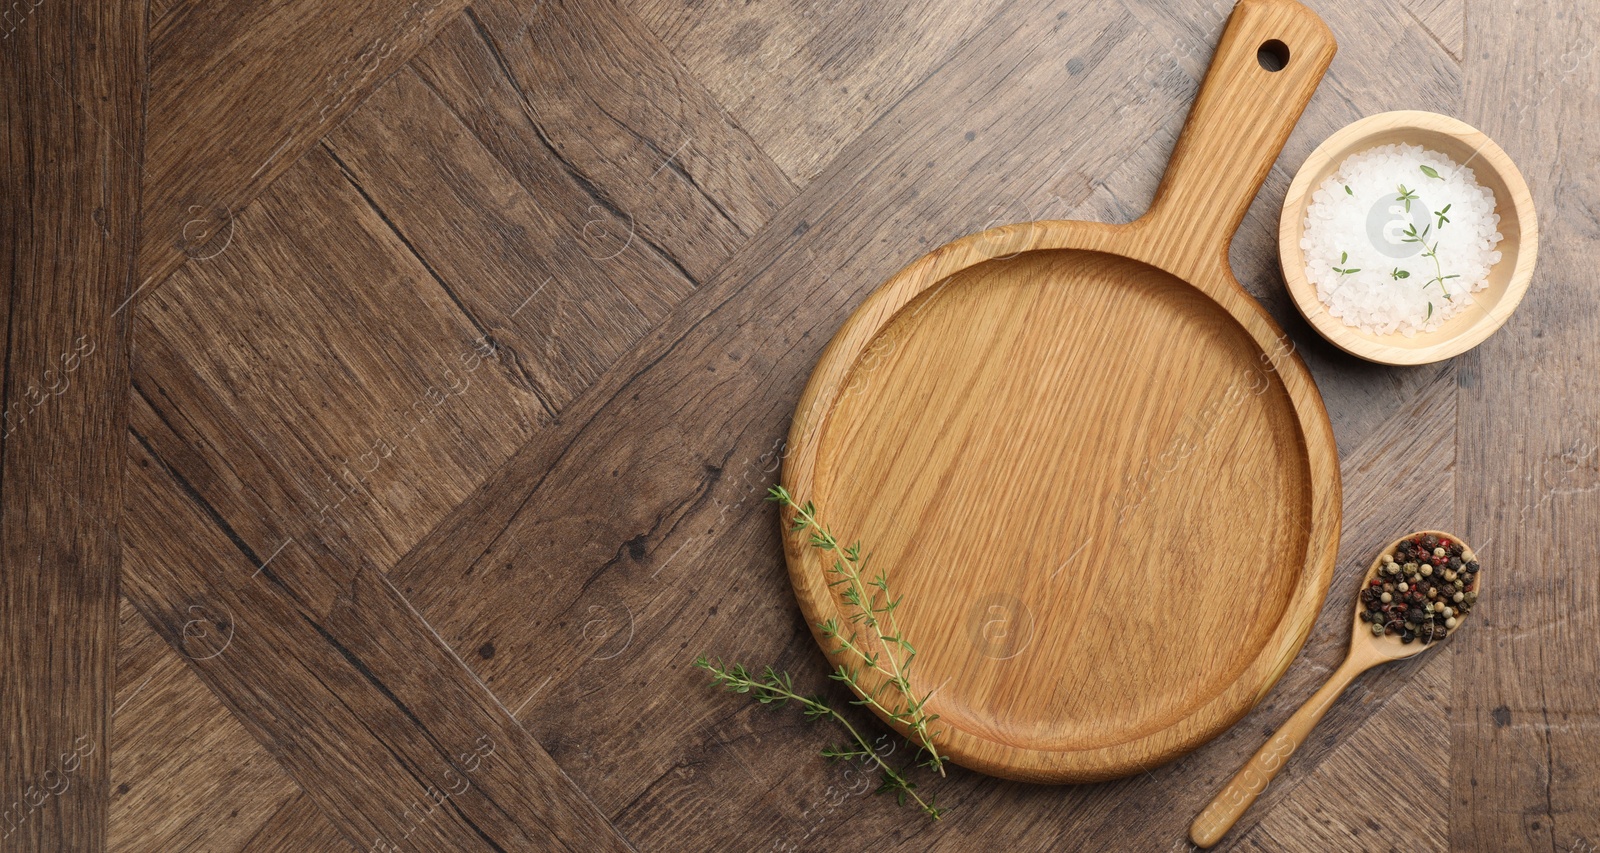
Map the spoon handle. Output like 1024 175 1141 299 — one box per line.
1189 654 1370 848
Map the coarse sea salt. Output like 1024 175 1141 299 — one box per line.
1301 143 1503 337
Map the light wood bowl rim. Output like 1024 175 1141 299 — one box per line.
1278 110 1539 365
781 217 1342 783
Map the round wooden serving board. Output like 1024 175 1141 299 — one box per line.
780 0 1342 783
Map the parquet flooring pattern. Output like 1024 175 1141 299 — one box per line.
5 0 1598 850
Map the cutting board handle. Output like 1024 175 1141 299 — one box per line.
1142 0 1336 279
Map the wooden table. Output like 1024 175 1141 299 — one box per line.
3 0 1595 850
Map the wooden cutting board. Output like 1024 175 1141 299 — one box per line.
780 0 1341 783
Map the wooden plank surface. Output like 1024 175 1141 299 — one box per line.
105 4 794 847
1236 652 1453 851
139 0 468 299
240 794 353 853
463 0 796 263
122 394 632 851
1454 1 1600 850
634 0 998 183
109 601 319 852
10 0 1595 848
0 1 142 849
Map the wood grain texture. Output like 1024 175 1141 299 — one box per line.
139 0 468 299
896 354 1459 853
110 601 315 853
122 402 631 851
369 0 1410 845
122 129 643 840
114 3 796 841
1454 0 1600 850
634 0 997 183
473 0 796 256
1235 651 1452 851
327 1 791 414
364 1 1229 846
239 793 353 853
1401 0 1464 61
394 0 1181 715
324 67 694 419
794 244 1324 781
138 143 551 575
0 0 142 848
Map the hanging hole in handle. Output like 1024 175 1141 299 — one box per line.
1257 39 1290 72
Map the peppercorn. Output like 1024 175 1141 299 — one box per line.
1369 534 1481 645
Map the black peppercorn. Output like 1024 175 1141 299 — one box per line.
1372 534 1482 646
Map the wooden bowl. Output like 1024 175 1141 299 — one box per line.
1279 111 1538 365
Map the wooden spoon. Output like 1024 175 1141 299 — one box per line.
1188 530 1480 847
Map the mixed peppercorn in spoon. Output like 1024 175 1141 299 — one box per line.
1359 532 1479 644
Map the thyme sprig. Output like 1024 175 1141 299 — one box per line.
770 486 946 777
692 487 949 822
1396 184 1419 212
1401 222 1461 301
693 657 945 819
